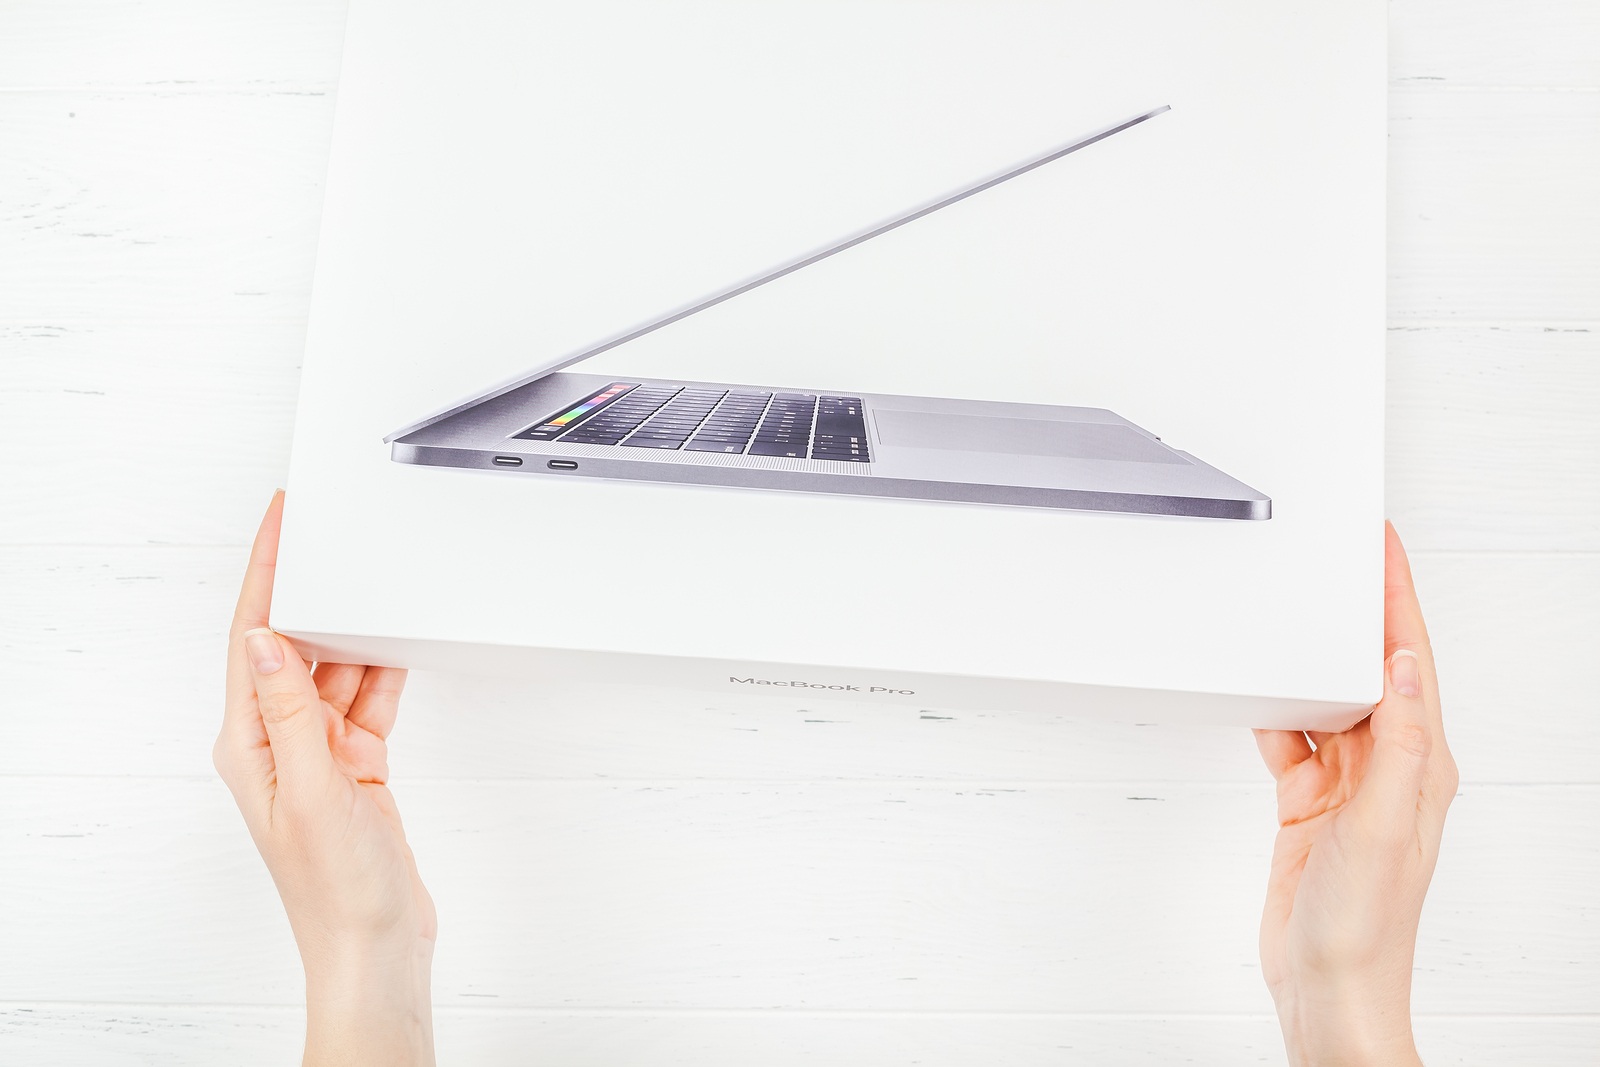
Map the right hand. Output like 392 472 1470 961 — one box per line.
1252 522 1459 1066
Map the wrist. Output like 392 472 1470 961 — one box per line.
1274 977 1421 1067
303 939 434 1067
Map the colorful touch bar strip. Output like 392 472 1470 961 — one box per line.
514 383 639 440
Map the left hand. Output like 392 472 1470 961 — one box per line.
213 489 436 1067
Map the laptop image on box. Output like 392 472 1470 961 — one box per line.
384 105 1272 520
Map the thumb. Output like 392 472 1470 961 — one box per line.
1346 649 1432 841
241 627 338 791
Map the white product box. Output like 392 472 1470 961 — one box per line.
274 0 1387 731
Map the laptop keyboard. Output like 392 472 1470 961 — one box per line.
514 383 871 462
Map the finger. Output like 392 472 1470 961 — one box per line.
1384 520 1447 739
225 491 286 725
231 490 285 640
220 493 288 790
1253 728 1313 782
1344 650 1432 845
331 722 390 784
348 667 408 741
1305 730 1337 750
313 662 368 715
242 626 339 792
1384 523 1437 677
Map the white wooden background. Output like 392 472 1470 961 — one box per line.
2 1 1597 1063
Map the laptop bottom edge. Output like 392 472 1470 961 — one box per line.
391 442 1271 521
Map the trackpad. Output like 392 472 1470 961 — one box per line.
874 410 1185 464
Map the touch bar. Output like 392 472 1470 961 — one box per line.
514 382 640 440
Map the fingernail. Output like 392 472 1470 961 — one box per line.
244 627 283 674
1389 649 1421 698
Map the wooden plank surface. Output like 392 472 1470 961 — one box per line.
1386 88 1600 322
1391 0 1600 88
2 1004 1596 1067
0 93 332 322
1386 326 1600 551
0 779 1593 1016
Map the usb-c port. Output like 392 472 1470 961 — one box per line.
547 460 578 470
492 456 523 467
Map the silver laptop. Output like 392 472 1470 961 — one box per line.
385 106 1271 520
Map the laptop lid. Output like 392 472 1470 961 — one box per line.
385 105 1171 443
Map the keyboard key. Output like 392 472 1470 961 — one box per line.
749 443 808 457
686 439 745 453
621 438 684 449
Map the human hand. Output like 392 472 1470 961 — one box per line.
1252 522 1459 1067
213 490 436 1067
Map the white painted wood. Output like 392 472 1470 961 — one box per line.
0 92 333 322
0 779 1593 1015
2 1005 1596 1067
0 0 347 89
5 323 1597 549
1 548 1594 783
0 322 303 546
1386 326 1600 551
1390 0 1600 88
1386 88 1600 322
3 0 1598 1061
